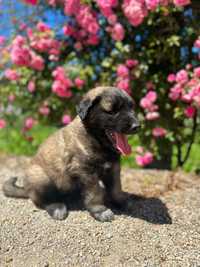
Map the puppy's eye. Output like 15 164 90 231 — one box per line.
128 101 134 109
105 103 121 115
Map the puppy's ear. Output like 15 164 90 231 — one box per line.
76 96 100 121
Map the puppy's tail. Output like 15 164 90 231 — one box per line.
2 177 28 199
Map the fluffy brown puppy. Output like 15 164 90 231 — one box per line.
3 86 140 222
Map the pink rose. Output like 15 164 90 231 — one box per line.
140 97 152 109
0 119 6 129
4 69 20 81
64 0 80 16
194 67 200 78
181 93 193 103
123 0 147 27
169 84 183 101
184 106 196 118
24 117 35 130
75 78 85 89
27 80 36 93
19 23 27 31
146 91 157 102
167 73 176 83
8 94 15 103
39 106 50 116
186 64 192 70
160 0 169 5
36 22 50 32
11 46 31 66
136 152 153 166
62 115 72 125
146 81 155 90
63 25 74 36
0 36 5 45
87 22 100 35
194 39 200 49
117 64 129 77
87 35 100 45
117 79 131 94
146 111 160 120
136 146 144 154
152 127 167 137
111 23 125 41
145 0 159 10
12 35 26 46
30 54 44 71
52 80 72 98
176 69 188 84
107 14 117 25
24 0 38 5
173 0 190 7
125 59 138 68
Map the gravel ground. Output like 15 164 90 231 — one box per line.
0 155 200 267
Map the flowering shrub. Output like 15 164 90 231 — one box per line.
0 0 199 169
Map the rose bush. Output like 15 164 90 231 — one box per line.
0 0 199 169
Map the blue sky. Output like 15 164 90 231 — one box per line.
0 0 67 38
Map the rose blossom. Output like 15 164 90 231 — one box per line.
184 106 196 118
4 69 20 81
152 127 167 137
24 0 38 5
36 22 50 32
167 73 176 83
0 36 5 45
11 46 31 66
0 119 6 129
135 152 153 166
136 146 144 154
146 111 160 120
194 39 200 49
123 0 147 27
173 0 190 7
117 79 131 94
8 94 15 102
30 53 44 71
27 80 36 93
145 0 159 10
39 106 50 116
194 67 200 78
62 115 72 125
175 69 188 84
169 84 183 101
24 117 35 130
117 64 129 77
111 23 125 41
125 59 138 68
75 78 85 89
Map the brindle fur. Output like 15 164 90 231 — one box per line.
3 86 140 222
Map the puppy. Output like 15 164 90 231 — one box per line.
3 86 140 222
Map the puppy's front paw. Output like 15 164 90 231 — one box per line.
45 203 68 220
92 209 114 222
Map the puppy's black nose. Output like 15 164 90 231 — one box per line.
130 123 140 132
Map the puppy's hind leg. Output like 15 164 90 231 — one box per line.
26 164 68 220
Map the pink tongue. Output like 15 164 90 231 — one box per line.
114 133 132 155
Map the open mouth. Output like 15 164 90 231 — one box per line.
106 132 132 156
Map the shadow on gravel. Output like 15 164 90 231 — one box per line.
64 190 172 225
113 194 172 225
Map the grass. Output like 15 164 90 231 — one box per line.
0 125 56 156
0 125 199 172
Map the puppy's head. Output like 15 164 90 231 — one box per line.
76 86 140 155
